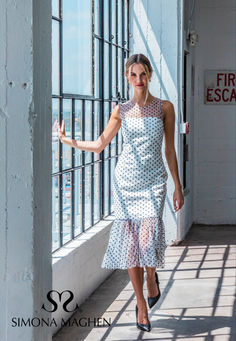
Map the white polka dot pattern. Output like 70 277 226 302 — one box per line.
101 97 168 270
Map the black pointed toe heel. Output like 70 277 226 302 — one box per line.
135 304 151 332
147 272 161 309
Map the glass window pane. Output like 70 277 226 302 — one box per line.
84 166 92 230
51 0 129 252
63 0 92 95
93 101 100 141
110 102 117 157
118 0 122 46
112 0 116 43
62 172 72 244
104 43 109 99
104 0 109 40
84 101 92 164
93 161 100 223
94 101 100 162
118 48 122 95
94 38 100 99
52 176 59 251
52 98 59 173
74 168 82 236
74 101 82 167
124 52 128 98
124 0 129 45
112 45 117 97
104 159 109 216
110 135 116 157
52 0 59 17
52 20 60 95
94 0 101 36
62 100 72 170
103 102 110 158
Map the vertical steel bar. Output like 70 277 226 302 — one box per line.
107 0 112 215
99 0 104 219
116 0 118 98
121 0 124 99
127 0 130 99
81 99 85 232
71 99 75 239
91 100 94 226
59 0 63 247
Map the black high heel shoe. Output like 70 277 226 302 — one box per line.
147 272 161 309
135 304 151 332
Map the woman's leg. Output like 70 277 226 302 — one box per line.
127 266 149 324
138 219 159 297
145 266 159 297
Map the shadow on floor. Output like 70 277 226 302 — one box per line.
53 224 236 341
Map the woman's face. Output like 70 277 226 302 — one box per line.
126 63 151 91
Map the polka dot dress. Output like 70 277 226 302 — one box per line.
101 96 168 270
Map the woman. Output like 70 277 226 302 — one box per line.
57 53 184 332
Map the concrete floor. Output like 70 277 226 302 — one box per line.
53 224 236 341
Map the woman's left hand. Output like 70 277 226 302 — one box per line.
173 188 184 212
57 119 66 141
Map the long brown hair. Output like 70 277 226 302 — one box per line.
125 53 153 105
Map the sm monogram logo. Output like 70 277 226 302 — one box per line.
41 290 79 313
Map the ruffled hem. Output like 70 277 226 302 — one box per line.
101 216 167 270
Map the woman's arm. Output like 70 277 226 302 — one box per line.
57 104 121 154
59 135 99 152
96 104 121 153
163 100 184 211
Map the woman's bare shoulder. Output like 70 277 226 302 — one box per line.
162 99 174 110
111 103 121 120
111 99 132 120
161 100 175 121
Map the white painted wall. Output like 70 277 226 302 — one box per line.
0 1 52 340
52 218 114 335
193 0 236 224
129 0 191 243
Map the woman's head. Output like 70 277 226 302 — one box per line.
125 54 153 104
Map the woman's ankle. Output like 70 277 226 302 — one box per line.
136 297 146 305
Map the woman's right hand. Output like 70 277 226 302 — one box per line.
56 119 66 142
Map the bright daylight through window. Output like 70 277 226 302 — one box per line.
51 0 130 252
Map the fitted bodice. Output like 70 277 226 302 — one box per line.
115 97 168 188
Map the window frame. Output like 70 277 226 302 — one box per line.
52 0 130 252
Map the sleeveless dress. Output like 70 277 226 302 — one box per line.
101 96 168 270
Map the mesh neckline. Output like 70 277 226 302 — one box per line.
130 96 157 108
